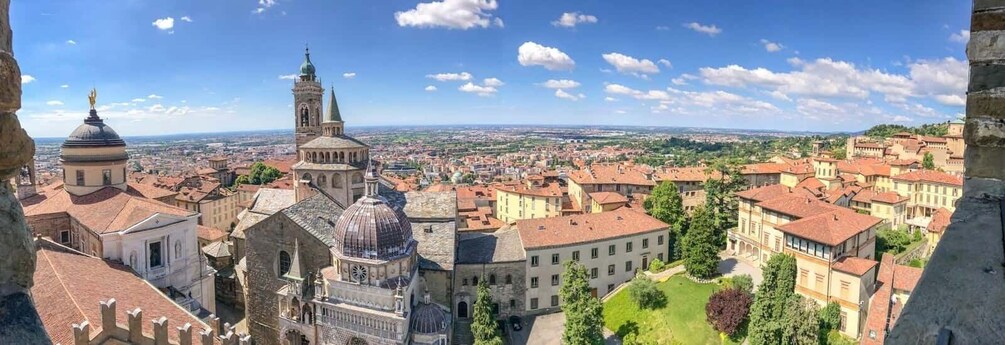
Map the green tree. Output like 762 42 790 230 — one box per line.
731 274 755 295
647 258 666 273
681 206 721 279
704 162 748 247
471 280 503 345
877 228 912 254
748 254 797 345
784 296 821 345
922 152 935 170
628 273 666 309
645 181 688 259
560 261 605 345
240 162 282 186
819 302 841 331
235 174 250 186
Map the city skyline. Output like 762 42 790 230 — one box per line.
13 0 970 137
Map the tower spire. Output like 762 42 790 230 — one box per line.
364 160 379 197
326 86 342 123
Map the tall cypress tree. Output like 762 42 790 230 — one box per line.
471 280 502 345
644 181 687 259
682 205 721 279
560 261 605 345
747 254 798 345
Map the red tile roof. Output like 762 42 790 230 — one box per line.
927 207 953 234
741 163 788 175
197 225 228 242
517 208 667 249
861 254 921 345
892 169 963 186
736 184 812 203
24 187 195 234
126 182 177 201
871 191 908 204
496 182 562 197
590 191 628 205
775 207 882 245
831 256 879 276
654 167 720 182
32 239 213 345
568 164 655 186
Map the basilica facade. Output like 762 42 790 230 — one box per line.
244 50 455 345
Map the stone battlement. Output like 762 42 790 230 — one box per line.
68 299 250 345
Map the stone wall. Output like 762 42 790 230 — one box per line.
451 261 526 345
245 213 332 345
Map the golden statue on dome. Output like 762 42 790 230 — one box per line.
88 88 97 110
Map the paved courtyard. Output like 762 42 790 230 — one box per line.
509 312 620 345
717 255 764 287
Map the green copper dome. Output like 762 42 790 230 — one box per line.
300 48 316 77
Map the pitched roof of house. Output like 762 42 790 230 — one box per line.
872 191 909 204
517 208 667 249
126 182 178 200
776 209 882 246
197 225 228 243
831 256 879 276
926 207 953 234
590 191 628 205
862 254 922 345
495 182 562 197
892 169 963 186
23 187 195 234
456 227 526 263
567 164 655 186
654 167 720 182
32 239 213 345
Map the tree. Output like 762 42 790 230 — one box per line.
471 280 503 345
239 162 282 186
747 254 797 345
731 274 755 295
644 181 688 260
877 228 912 254
647 258 666 273
819 302 841 332
784 296 821 345
705 288 753 337
704 162 748 247
922 152 935 170
682 206 720 279
628 274 665 309
560 261 605 345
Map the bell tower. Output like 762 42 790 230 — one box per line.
293 46 324 150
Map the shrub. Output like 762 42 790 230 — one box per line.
628 275 666 310
819 302 841 331
705 288 753 337
648 258 666 273
731 274 754 294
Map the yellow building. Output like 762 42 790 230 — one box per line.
176 181 241 231
566 165 654 213
494 180 563 223
891 170 963 219
925 208 952 256
588 192 628 213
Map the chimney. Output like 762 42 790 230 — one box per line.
127 308 144 343
833 214 838 221
178 323 193 345
72 321 90 345
153 316 169 345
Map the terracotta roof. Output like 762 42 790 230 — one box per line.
862 254 920 345
736 184 809 202
872 191 908 204
459 206 505 232
424 183 456 192
892 169 963 186
24 187 195 234
781 163 814 174
590 191 628 205
197 225 228 242
32 239 213 345
741 163 788 175
567 164 655 186
654 167 720 182
455 185 496 201
851 189 877 204
517 208 667 249
757 194 843 218
196 167 218 175
927 207 953 234
778 210 881 246
496 182 562 197
262 157 296 174
126 182 177 200
831 256 878 276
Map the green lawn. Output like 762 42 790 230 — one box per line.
603 275 743 345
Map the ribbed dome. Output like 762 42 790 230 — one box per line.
62 110 126 148
410 302 448 335
331 195 414 260
300 49 316 77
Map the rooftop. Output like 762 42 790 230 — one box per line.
517 208 667 249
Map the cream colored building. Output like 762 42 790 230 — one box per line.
566 164 654 213
892 170 963 219
516 209 668 313
494 180 563 223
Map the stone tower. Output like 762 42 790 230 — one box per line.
293 47 324 150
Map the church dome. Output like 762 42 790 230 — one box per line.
63 110 126 148
300 48 316 76
410 301 448 335
332 195 413 260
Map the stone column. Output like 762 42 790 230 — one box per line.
0 0 49 343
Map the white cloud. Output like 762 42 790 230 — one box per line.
604 84 636 95
540 79 580 89
935 94 965 106
602 52 660 76
683 22 721 36
147 94 163 99
426 72 473 81
425 85 438 92
65 40 76 45
152 17 175 31
671 78 688 86
483 77 504 87
517 42 575 70
604 97 617 102
658 59 672 68
21 75 35 84
552 12 597 28
949 30 969 44
892 115 913 122
395 0 503 30
46 100 63 106
458 82 497 96
279 74 298 80
908 57 968 106
180 16 192 22
343 72 356 79
255 0 277 14
760 39 783 52
60 84 69 88
554 89 584 101
131 98 146 103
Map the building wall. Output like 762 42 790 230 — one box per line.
202 193 240 231
245 213 333 345
893 180 962 216
523 230 667 314
452 261 526 320
870 202 907 228
293 166 365 206
62 150 128 196
495 189 561 223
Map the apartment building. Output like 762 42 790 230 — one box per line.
495 180 564 223
516 208 668 314
891 170 963 218
567 164 655 213
730 184 884 338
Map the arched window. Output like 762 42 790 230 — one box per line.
457 301 468 318
300 107 309 127
302 173 312 182
279 251 291 277
489 274 496 285
505 274 513 285
318 174 327 186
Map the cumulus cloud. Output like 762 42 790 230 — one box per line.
395 0 503 29
604 97 617 102
148 94 163 99
458 82 497 96
46 100 64 106
343 72 356 79
602 52 660 76
552 12 597 28
21 75 35 84
517 42 575 70
426 72 473 81
908 57 968 106
255 0 278 14
604 83 778 115
554 89 585 101
540 79 581 89
949 30 969 43
425 85 438 92
683 22 721 36
483 78 504 87
760 39 783 52
60 84 69 88
658 59 672 68
152 17 174 31
66 40 76 45
180 16 193 22
279 74 298 80
131 98 146 103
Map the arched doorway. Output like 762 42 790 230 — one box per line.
458 301 468 318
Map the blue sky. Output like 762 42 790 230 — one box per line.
13 0 970 137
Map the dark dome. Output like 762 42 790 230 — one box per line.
62 110 126 148
410 302 448 335
331 195 414 260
